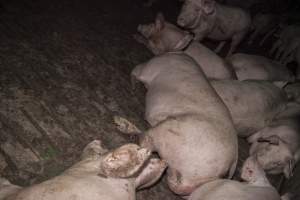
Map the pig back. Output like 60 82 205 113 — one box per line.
142 53 233 127
211 80 288 137
189 179 281 200
185 42 237 80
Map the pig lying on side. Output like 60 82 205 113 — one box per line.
131 53 238 196
134 13 236 80
189 156 283 200
177 0 251 56
211 80 288 137
1 140 167 200
248 117 300 178
227 53 295 82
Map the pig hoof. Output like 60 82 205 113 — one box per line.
113 116 141 134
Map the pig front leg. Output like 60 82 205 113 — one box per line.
270 39 282 56
226 31 248 57
214 41 226 54
259 27 277 46
248 29 260 45
135 158 167 189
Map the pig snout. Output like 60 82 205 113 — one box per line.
177 2 198 28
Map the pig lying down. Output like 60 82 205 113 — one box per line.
188 156 284 200
134 13 237 80
248 117 300 178
177 0 251 56
131 53 238 196
0 140 167 200
227 53 295 82
210 80 288 137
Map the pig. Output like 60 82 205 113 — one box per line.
188 156 283 200
210 79 288 137
2 140 167 200
177 0 251 56
131 53 238 196
248 13 281 45
0 178 22 200
134 13 237 80
227 53 295 82
247 117 300 178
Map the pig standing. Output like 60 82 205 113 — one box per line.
227 53 295 82
131 53 238 196
177 0 251 56
134 13 237 79
210 80 288 137
188 156 283 200
248 117 300 178
1 140 167 200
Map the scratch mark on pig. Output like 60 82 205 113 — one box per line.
168 129 180 136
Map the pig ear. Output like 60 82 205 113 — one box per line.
173 33 194 51
257 135 280 145
200 0 216 15
155 12 165 30
135 158 167 189
283 158 295 178
100 144 151 178
81 140 108 159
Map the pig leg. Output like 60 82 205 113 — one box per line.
214 41 226 54
166 169 196 196
248 29 260 45
260 27 277 46
270 39 282 56
140 134 156 152
279 45 296 64
135 158 167 189
275 44 285 61
226 31 248 57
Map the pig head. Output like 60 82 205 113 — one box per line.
188 156 281 200
3 140 167 200
135 13 237 80
248 118 300 178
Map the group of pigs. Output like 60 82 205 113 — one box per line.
1 0 300 199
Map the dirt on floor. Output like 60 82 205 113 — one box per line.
0 0 299 199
